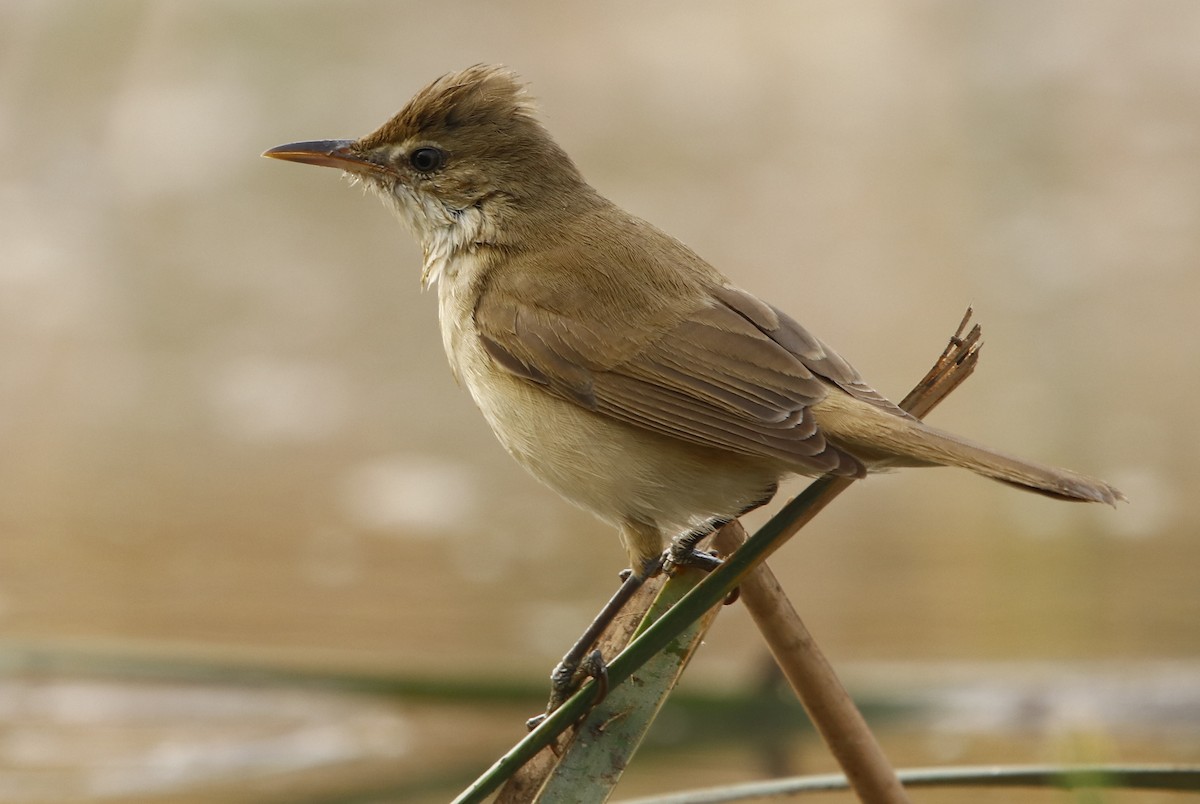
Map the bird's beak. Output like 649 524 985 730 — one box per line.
262 139 386 175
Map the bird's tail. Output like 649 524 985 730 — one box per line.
813 394 1125 505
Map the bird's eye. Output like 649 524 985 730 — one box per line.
409 147 445 173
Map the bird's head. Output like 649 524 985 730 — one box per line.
264 65 588 284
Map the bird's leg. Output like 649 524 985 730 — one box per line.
529 553 662 729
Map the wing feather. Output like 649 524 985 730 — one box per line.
475 281 888 477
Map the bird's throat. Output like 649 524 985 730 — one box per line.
419 208 483 288
376 184 483 289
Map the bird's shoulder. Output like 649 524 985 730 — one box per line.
474 201 723 368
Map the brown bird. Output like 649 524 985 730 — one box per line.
264 64 1123 581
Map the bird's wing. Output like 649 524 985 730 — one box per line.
475 283 907 477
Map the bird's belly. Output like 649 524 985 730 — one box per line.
456 340 782 541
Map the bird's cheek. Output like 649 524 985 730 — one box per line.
451 168 492 200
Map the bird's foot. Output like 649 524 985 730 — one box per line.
527 649 609 731
663 543 724 574
527 566 647 727
663 518 730 575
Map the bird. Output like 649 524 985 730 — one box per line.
263 64 1123 583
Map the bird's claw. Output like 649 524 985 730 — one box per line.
664 544 723 575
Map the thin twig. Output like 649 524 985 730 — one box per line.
618 763 1200 803
713 522 909 803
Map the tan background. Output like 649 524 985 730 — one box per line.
1 1 1197 801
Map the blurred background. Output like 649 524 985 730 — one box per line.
1 1 1198 802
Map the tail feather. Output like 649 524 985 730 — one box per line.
812 393 1125 506
902 425 1124 505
